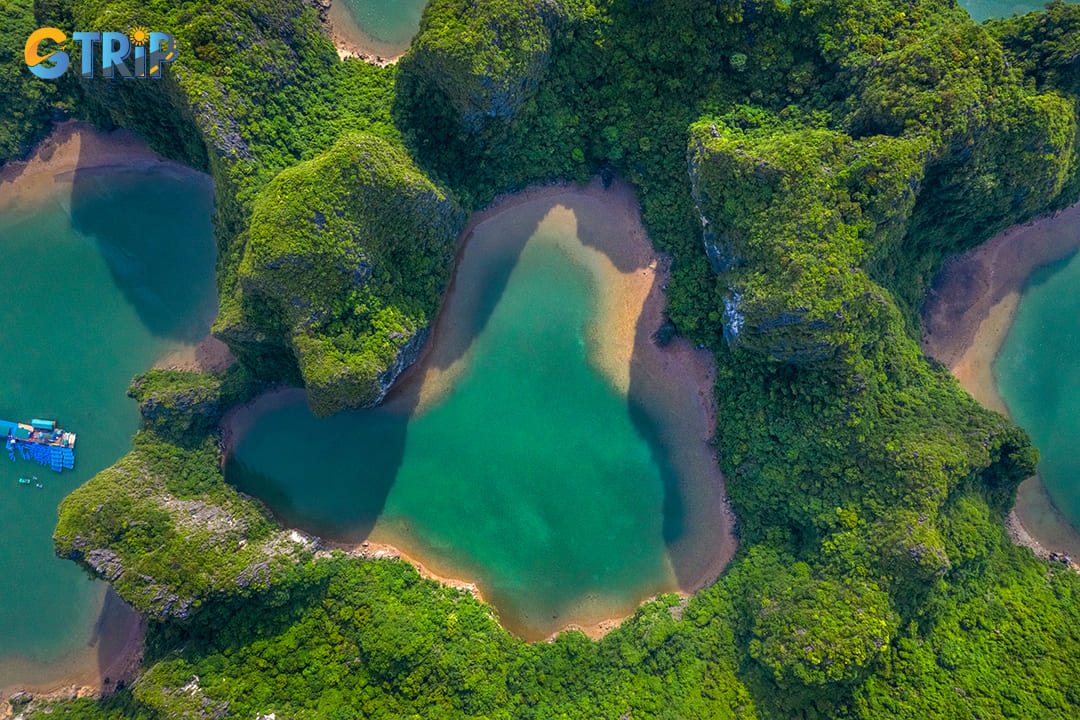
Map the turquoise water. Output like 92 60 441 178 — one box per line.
330 0 426 57
996 246 1080 533
960 0 1076 22
0 164 216 682
227 199 724 638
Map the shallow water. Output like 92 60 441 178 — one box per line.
329 0 426 58
959 0 1077 22
228 192 730 639
0 164 216 684
996 246 1080 534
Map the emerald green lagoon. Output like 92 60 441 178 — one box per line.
328 0 426 59
996 243 1080 538
0 162 216 685
227 190 733 639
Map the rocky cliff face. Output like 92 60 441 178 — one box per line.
688 123 926 366
226 133 464 416
396 0 568 135
54 435 314 620
127 370 230 447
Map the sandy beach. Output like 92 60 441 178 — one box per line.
222 177 737 641
0 120 179 214
0 590 146 718
325 1 407 65
155 335 236 373
922 199 1080 561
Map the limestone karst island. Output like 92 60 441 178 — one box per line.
2 0 1080 717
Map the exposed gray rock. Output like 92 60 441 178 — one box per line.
193 80 253 161
375 326 430 403
8 691 31 707
86 548 125 582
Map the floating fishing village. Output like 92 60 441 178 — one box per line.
3 418 76 473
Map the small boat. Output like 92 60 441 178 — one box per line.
18 478 31 485
35 483 43 488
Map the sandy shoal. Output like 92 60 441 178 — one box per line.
921 199 1080 562
223 177 737 641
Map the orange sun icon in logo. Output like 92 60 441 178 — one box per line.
128 26 150 46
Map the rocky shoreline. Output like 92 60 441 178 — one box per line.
1005 511 1079 570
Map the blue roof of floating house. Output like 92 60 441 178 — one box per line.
0 420 18 437
31 419 55 430
13 427 31 440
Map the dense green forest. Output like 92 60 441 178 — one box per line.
4 0 1080 717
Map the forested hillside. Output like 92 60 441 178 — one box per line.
4 0 1080 718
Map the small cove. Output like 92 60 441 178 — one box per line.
226 181 736 639
922 200 1080 561
960 0 1053 22
0 125 217 689
328 0 427 61
959 0 1079 22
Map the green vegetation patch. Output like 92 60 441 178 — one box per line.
235 133 463 415
127 367 255 447
689 122 929 364
0 0 61 160
54 432 312 619
396 0 567 136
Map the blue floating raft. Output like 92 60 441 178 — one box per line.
4 418 76 473
49 446 74 472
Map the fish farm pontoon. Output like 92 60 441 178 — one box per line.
3 418 75 472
